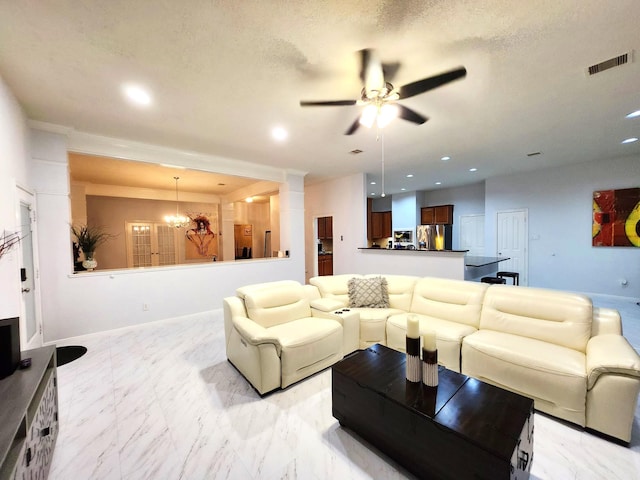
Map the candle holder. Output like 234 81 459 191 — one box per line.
422 347 438 387
406 335 421 382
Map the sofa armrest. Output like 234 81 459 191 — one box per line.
592 307 622 336
310 297 346 312
311 308 359 355
232 316 283 355
586 334 640 389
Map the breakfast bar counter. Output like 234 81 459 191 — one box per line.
356 248 467 279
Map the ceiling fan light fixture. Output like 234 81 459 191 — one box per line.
377 104 399 128
359 104 378 128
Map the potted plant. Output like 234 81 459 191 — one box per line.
71 225 113 271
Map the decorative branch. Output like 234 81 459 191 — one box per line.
0 231 21 260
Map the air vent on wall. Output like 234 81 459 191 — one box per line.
349 149 363 155
587 51 632 76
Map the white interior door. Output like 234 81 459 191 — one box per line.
17 186 43 349
459 214 485 256
496 209 528 285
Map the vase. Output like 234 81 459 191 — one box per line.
82 252 97 271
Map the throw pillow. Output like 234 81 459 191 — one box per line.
348 276 390 308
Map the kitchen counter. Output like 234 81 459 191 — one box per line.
465 256 509 267
359 248 468 253
356 248 467 279
464 256 510 280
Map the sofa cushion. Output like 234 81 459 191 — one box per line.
410 277 488 328
309 274 363 306
479 285 592 352
348 276 389 308
269 317 343 388
244 285 312 328
386 313 477 372
365 274 419 311
353 307 406 344
462 329 587 426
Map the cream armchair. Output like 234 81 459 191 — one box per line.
223 280 348 395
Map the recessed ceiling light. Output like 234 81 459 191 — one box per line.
245 197 254 203
406 174 414 178
469 168 478 172
401 188 406 191
122 84 152 106
271 126 288 142
626 110 640 119
371 192 376 196
435 181 442 185
441 156 450 161
370 181 376 185
160 163 186 169
621 137 638 144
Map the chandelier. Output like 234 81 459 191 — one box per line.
165 176 191 228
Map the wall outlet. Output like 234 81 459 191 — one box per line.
143 303 149 311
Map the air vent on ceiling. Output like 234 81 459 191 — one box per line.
587 51 632 76
349 149 363 155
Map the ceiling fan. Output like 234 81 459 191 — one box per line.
300 49 467 135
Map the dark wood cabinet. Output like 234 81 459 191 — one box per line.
421 205 454 225
318 216 333 239
0 346 58 480
371 211 392 239
318 254 333 276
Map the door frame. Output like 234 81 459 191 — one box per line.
496 208 529 286
16 184 43 349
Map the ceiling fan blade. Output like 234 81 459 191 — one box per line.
345 117 361 135
300 100 357 107
398 67 467 99
397 104 428 125
359 48 385 93
382 61 401 82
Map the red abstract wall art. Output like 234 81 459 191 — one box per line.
592 187 640 247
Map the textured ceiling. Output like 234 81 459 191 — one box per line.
1 0 639 196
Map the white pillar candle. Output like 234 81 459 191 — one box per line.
406 315 420 339
422 330 437 351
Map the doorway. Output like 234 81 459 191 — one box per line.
496 209 528 285
17 186 43 350
234 224 253 259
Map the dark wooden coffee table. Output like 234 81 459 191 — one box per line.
332 344 534 480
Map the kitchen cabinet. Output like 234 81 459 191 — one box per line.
371 211 392 239
421 205 454 225
318 216 333 239
318 254 333 276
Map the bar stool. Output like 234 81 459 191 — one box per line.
497 271 519 286
481 277 506 284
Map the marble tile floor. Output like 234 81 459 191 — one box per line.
48 294 640 480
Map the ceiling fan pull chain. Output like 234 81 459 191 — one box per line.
380 130 385 197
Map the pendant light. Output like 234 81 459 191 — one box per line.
165 176 190 228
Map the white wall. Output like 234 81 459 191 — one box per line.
391 191 420 238
0 74 30 319
304 174 367 280
485 155 640 297
29 128 306 342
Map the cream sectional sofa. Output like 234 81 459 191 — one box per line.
308 274 640 444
